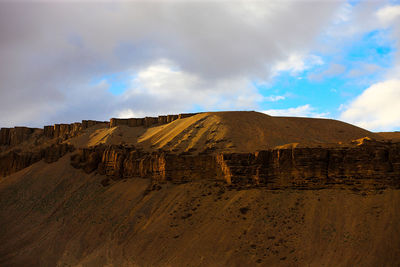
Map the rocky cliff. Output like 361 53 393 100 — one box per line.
0 113 199 177
109 113 198 128
0 127 40 146
0 143 74 177
2 132 399 190
68 140 400 190
43 120 108 139
1 112 398 190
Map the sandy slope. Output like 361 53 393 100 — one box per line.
67 111 379 153
378 132 400 142
1 156 399 267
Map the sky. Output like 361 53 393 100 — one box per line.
0 0 400 132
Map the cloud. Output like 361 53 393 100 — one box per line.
0 1 346 127
263 95 285 102
339 79 400 131
272 54 324 77
32 60 262 126
376 4 400 26
116 60 263 115
262 104 328 118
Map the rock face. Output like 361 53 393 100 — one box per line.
69 141 400 189
217 143 400 188
0 143 74 177
43 120 107 139
71 145 220 183
109 113 198 128
0 127 39 146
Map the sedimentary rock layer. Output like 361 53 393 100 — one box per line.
0 127 39 146
70 145 219 183
70 141 400 189
43 120 107 139
109 113 198 128
0 144 74 177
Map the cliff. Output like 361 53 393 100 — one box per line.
68 140 400 190
109 113 198 128
0 112 395 187
0 127 40 146
43 120 108 139
0 143 74 177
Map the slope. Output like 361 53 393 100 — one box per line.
67 111 379 153
377 132 400 142
1 156 399 266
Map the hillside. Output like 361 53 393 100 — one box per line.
1 157 399 266
378 132 400 142
1 111 399 266
67 111 379 153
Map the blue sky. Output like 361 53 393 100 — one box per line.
1 1 400 131
260 28 396 118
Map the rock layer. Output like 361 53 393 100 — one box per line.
44 120 107 139
109 113 198 128
71 145 220 183
0 144 74 177
0 127 39 146
69 141 400 189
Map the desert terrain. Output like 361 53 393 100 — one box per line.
1 111 399 266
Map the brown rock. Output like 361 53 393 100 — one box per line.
69 141 400 189
0 127 36 146
0 143 74 177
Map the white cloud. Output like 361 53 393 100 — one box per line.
113 60 263 117
376 5 400 26
264 95 285 102
115 109 145 119
272 54 324 77
262 104 328 118
340 79 400 131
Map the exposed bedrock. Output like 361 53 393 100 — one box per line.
0 121 107 149
0 127 40 146
70 141 400 189
109 113 198 128
71 145 219 183
0 144 75 177
44 120 107 139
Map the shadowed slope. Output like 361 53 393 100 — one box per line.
0 156 399 266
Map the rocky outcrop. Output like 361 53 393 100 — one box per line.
44 120 107 139
71 145 219 183
0 127 40 146
217 143 400 188
70 141 400 189
109 113 198 128
0 143 74 177
2 131 400 190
